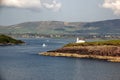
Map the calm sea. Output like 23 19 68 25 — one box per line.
0 38 120 80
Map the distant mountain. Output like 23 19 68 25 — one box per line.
0 19 120 35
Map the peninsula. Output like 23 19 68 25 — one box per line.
40 40 120 62
0 34 24 46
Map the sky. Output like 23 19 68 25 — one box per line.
0 0 120 26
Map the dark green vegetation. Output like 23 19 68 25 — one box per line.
0 34 24 45
0 19 120 35
64 40 120 47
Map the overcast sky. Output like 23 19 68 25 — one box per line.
0 0 120 26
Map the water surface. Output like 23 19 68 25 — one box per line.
0 38 120 80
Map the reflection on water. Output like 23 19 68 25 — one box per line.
0 38 120 80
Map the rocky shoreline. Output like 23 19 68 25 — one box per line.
39 45 120 62
40 52 120 62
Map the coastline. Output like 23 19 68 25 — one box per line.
39 52 120 62
0 43 24 46
39 40 120 62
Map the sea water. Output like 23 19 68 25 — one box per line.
0 38 120 80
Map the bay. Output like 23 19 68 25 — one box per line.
0 38 120 80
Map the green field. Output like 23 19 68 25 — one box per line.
64 40 120 47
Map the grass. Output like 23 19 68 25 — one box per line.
64 40 120 47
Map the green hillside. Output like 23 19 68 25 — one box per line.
0 34 24 45
0 19 120 35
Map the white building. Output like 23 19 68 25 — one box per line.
76 37 85 43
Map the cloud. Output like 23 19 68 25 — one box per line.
0 0 2 4
43 0 62 11
0 0 62 11
0 0 41 9
102 0 120 15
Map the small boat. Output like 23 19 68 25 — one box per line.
42 43 46 47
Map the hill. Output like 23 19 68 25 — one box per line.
0 19 120 35
0 34 24 45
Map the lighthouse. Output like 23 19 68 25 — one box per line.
76 37 85 43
